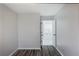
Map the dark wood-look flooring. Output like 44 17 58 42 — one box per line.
12 46 61 56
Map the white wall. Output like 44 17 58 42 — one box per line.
17 13 40 49
55 4 79 56
0 4 18 56
0 4 3 55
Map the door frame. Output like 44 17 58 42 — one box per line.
40 16 57 47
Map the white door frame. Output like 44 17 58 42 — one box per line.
40 18 57 47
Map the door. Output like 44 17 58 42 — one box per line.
41 20 56 46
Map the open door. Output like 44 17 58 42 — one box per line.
41 20 56 47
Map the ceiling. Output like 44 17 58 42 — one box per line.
40 4 64 16
5 3 40 13
5 3 64 16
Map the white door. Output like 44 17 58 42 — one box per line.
41 20 55 46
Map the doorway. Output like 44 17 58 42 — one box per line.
40 19 56 47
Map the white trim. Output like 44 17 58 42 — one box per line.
55 47 63 56
18 48 41 50
9 48 18 56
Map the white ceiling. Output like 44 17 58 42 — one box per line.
5 3 40 13
40 4 64 16
5 3 64 16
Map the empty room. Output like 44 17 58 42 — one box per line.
0 3 79 56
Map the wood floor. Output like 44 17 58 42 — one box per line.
12 46 61 56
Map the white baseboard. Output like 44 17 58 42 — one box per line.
55 47 63 56
9 48 18 56
18 48 41 50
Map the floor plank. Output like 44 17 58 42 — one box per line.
12 46 61 56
